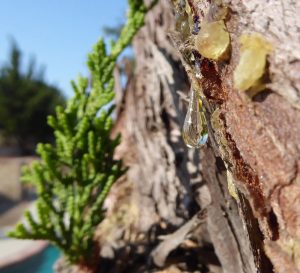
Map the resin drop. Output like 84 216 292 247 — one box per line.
234 33 272 92
175 11 191 41
195 20 230 61
182 89 208 148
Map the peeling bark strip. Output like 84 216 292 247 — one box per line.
151 210 207 267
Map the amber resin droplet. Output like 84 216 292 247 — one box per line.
195 20 230 61
234 33 273 92
175 11 191 41
182 89 208 148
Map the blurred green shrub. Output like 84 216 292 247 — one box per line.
0 43 65 154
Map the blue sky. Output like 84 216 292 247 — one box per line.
0 0 128 97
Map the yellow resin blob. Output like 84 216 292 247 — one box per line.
195 20 230 60
234 33 273 92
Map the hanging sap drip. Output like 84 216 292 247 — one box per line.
182 88 208 148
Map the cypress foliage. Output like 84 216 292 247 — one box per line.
8 0 157 265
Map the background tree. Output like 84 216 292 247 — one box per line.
0 42 65 155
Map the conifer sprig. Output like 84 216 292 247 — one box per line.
8 0 157 264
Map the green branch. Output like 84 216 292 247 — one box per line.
8 0 157 265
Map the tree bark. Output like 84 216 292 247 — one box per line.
108 1 300 273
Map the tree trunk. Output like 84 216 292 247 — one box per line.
106 1 300 273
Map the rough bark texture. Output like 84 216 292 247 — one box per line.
114 1 193 231
101 1 300 273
